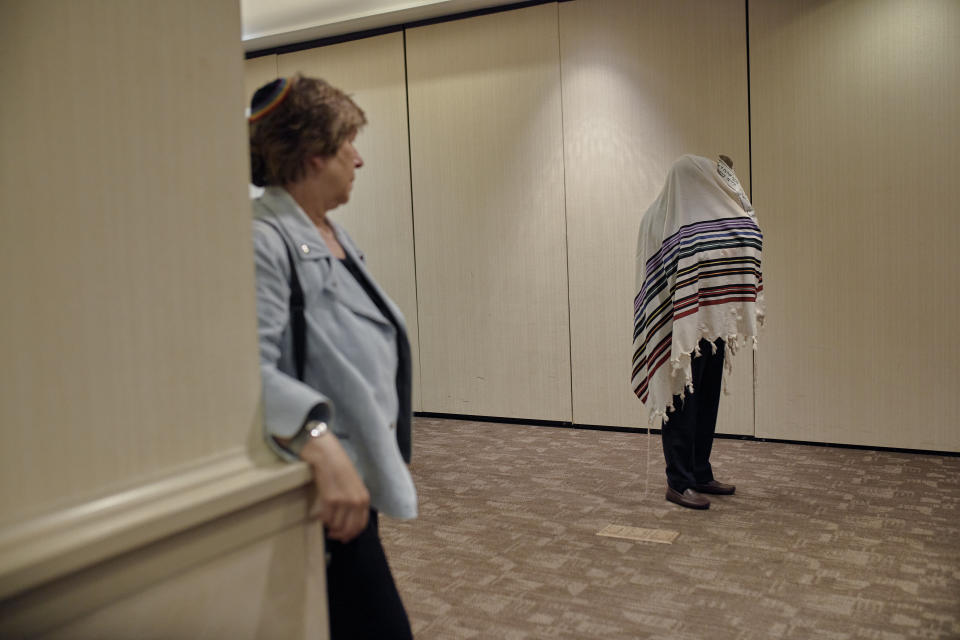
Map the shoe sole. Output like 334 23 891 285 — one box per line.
695 487 735 496
665 492 710 510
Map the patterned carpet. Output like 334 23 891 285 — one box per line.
380 417 960 639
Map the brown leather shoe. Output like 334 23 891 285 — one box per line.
695 480 736 495
666 487 710 509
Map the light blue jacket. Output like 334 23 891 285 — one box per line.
251 187 417 519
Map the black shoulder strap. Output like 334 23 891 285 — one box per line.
259 219 306 381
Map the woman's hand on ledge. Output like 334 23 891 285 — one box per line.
299 434 370 542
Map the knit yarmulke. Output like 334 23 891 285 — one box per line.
249 78 291 122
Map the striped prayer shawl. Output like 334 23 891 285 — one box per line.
632 155 763 424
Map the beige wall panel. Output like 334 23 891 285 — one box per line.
751 0 960 450
244 54 278 104
560 0 754 433
0 3 260 520
277 34 422 410
407 4 572 420
1 490 327 640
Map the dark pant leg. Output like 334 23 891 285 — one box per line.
662 382 699 493
692 339 725 485
662 339 723 492
325 510 413 640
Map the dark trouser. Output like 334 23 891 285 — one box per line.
325 510 413 640
662 338 725 493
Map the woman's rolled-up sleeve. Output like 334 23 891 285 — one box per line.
252 221 332 461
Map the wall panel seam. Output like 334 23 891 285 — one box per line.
402 28 425 410
556 2 576 423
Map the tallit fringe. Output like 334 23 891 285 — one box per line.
648 305 761 427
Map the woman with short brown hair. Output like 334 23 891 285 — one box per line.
249 74 415 639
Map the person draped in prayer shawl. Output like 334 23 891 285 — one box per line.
632 154 763 510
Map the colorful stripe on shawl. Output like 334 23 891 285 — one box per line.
632 216 762 402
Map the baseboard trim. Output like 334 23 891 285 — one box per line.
414 412 960 457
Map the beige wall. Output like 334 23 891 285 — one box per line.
241 0 960 452
244 54 278 102
0 0 258 527
0 2 326 635
750 0 960 451
407 4 573 421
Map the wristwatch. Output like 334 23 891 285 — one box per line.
286 420 329 456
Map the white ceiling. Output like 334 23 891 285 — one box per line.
241 0 518 52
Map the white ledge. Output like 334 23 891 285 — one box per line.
242 0 514 52
0 449 311 600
